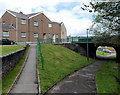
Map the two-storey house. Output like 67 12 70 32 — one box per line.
1 10 67 42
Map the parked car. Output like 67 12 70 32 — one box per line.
0 37 15 45
103 49 113 53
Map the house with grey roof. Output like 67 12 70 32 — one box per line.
1 10 67 42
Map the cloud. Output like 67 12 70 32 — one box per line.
0 0 93 36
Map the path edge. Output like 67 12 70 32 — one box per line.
36 45 41 94
7 45 31 94
44 60 97 95
94 61 104 94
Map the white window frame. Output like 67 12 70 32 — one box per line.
21 32 26 38
34 33 38 38
48 24 52 28
21 19 26 24
34 21 39 26
3 31 9 37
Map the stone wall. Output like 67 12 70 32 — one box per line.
61 43 86 56
60 43 96 58
0 45 28 78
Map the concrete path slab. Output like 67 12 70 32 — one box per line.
47 60 104 94
10 45 38 94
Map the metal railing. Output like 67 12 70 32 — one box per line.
37 37 94 44
37 39 44 70
38 38 71 44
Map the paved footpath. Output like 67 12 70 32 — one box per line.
10 45 39 94
48 60 104 94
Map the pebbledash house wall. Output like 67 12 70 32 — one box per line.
1 10 67 42
61 23 67 39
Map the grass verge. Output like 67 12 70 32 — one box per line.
2 45 30 94
0 45 24 56
96 61 120 94
96 50 111 56
38 44 95 93
110 55 117 58
96 50 116 58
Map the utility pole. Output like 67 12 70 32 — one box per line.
86 29 89 61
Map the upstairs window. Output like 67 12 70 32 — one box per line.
34 21 39 26
21 32 26 37
48 24 52 28
21 19 26 24
3 31 9 37
34 33 38 38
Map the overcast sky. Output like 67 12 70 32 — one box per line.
0 0 93 36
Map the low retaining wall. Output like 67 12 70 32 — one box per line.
61 43 78 52
60 43 86 56
0 45 28 78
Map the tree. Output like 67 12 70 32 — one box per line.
82 1 120 47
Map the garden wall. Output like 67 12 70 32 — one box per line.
0 45 28 78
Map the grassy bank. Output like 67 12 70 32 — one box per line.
96 61 120 94
38 44 95 93
0 45 24 56
2 45 30 93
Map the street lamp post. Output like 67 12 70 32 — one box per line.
86 29 89 61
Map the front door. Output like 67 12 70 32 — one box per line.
53 34 56 43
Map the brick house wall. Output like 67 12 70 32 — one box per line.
17 17 29 42
52 22 61 39
0 18 2 37
2 29 16 41
2 11 16 28
1 10 67 42
29 14 42 42
1 12 16 41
